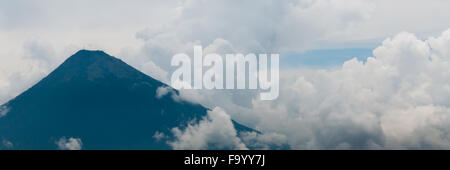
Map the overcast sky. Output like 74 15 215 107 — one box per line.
2 0 450 54
2 0 450 149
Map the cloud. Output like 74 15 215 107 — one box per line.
0 105 9 118
156 86 172 99
239 132 289 150
153 131 167 142
140 61 169 84
56 137 82 150
168 107 247 150
1 139 13 149
155 86 187 103
129 0 377 114
221 29 450 149
0 40 62 104
167 28 450 149
134 0 375 73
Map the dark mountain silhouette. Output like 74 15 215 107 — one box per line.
0 50 253 149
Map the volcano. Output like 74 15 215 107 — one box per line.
0 50 253 150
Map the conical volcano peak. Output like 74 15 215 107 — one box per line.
46 49 153 83
63 49 120 68
0 49 254 150
74 49 108 56
80 49 106 54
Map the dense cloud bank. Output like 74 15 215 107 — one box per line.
224 30 450 149
169 29 450 149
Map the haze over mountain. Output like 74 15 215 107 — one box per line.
0 50 253 150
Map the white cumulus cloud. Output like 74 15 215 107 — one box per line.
56 137 83 150
232 29 450 149
171 28 450 149
169 107 248 150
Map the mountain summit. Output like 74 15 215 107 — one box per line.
0 50 252 149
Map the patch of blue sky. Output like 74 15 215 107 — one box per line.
280 48 374 69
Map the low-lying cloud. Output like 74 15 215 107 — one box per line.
1 139 13 149
0 105 10 118
227 29 450 149
56 137 83 150
168 29 450 150
168 107 248 150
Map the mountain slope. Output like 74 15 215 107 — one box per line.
0 50 252 150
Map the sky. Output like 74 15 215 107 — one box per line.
2 0 450 149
